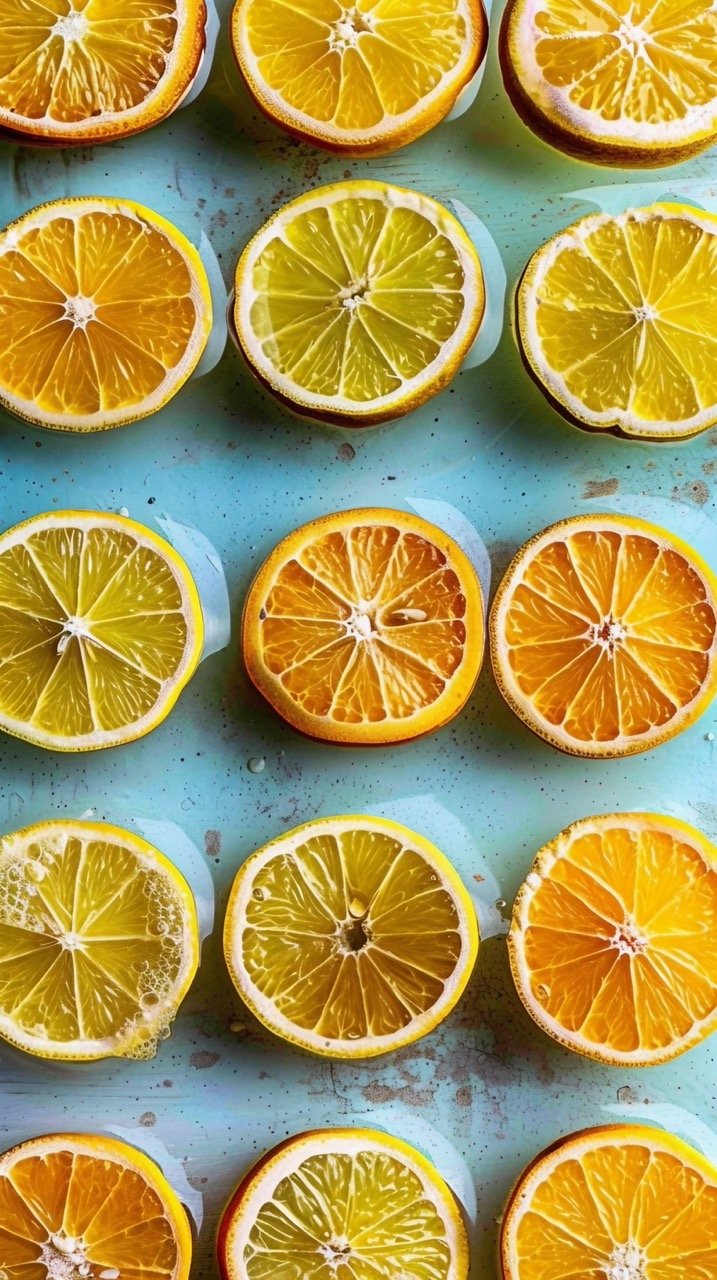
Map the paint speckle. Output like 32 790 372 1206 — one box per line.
190 1050 221 1070
204 829 221 857
672 479 709 506
455 1085 472 1107
139 1111 157 1127
583 478 619 499
617 1085 638 1104
362 1081 434 1108
337 442 356 462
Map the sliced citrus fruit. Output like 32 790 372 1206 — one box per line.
509 812 717 1066
224 814 478 1058
231 0 487 156
490 514 717 757
0 197 212 432
0 0 207 144
242 507 484 744
500 0 717 166
501 1123 717 1280
517 204 717 441
0 509 204 751
218 1128 469 1280
0 1131 191 1278
0 818 199 1061
233 180 484 425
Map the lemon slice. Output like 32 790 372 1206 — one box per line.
0 1131 192 1277
0 510 204 751
231 0 487 156
490 514 717 757
224 815 478 1058
242 507 485 744
0 197 212 432
218 1128 469 1280
0 819 199 1061
517 205 717 441
234 180 484 425
0 0 207 144
500 0 717 166
501 1124 717 1280
509 812 717 1066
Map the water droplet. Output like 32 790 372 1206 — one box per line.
494 898 507 911
140 992 160 1012
347 1030 361 1039
253 887 268 901
24 861 47 883
705 732 715 742
248 757 266 774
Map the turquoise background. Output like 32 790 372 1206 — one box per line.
1 1 717 1272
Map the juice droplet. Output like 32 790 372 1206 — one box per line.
248 757 266 774
348 895 367 917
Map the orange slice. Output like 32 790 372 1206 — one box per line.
231 0 487 156
0 1131 191 1278
509 812 717 1066
490 514 717 757
0 197 212 432
0 0 207 144
242 507 485 745
501 1124 717 1280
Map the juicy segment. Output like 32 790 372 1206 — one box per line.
511 815 717 1064
0 201 210 430
0 514 201 750
494 519 717 754
522 207 717 437
0 823 198 1059
501 1127 717 1280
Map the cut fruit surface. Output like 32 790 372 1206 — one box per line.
0 818 199 1060
0 0 206 143
490 513 717 757
500 0 717 165
242 507 484 744
233 181 484 425
517 205 717 441
0 1131 191 1278
0 197 212 432
501 1124 717 1280
509 812 717 1066
218 1128 468 1280
224 815 478 1058
0 509 204 751
231 0 487 156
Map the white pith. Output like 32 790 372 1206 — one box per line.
0 199 212 432
236 183 484 418
492 514 717 756
510 813 717 1065
0 0 206 138
225 816 477 1056
223 1130 465 1277
521 206 717 439
236 0 481 146
0 511 203 751
511 0 717 146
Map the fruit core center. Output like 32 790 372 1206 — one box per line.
611 920 648 957
606 1241 646 1280
57 615 91 654
590 616 626 653
346 601 376 640
53 11 89 44
618 18 649 50
634 303 658 322
340 894 371 952
340 277 370 311
330 8 374 51
63 295 96 328
319 1239 352 1268
40 1233 96 1279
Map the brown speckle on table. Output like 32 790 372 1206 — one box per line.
190 1050 222 1070
673 479 709 506
582 478 619 498
204 829 221 857
139 1111 157 1127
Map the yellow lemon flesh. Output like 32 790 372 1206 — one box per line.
224 815 478 1057
0 0 207 143
0 510 204 751
0 819 199 1061
231 0 487 156
0 198 212 432
234 181 484 426
518 205 717 441
501 0 717 166
218 1128 469 1280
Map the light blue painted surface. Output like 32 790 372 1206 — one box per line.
1 2 717 1273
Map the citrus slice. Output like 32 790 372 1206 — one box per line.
0 818 199 1061
224 815 478 1058
242 507 484 744
0 509 204 751
501 1123 717 1280
490 514 717 757
0 0 207 144
517 204 717 441
0 1131 191 1278
218 1128 469 1280
509 812 717 1066
231 0 487 156
0 197 212 432
500 0 717 166
233 180 484 425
